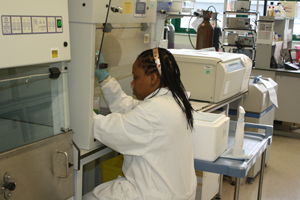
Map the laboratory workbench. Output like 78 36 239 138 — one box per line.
194 121 273 200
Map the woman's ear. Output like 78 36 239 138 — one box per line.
149 73 160 87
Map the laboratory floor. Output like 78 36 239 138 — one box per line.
217 132 300 200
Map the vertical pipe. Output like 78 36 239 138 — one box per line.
263 0 268 16
221 0 228 52
258 150 267 200
217 174 223 197
234 178 241 200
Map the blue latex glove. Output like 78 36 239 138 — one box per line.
98 52 105 63
95 68 109 82
95 52 109 82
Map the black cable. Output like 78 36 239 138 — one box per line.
188 16 196 49
96 0 112 68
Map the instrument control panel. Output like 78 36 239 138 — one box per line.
2 15 63 35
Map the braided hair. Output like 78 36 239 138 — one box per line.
136 48 194 130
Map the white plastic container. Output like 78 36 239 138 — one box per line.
193 112 230 161
168 0 183 14
232 106 245 157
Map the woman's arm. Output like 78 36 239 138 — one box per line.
100 76 139 114
93 103 153 155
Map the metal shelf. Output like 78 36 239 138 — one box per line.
165 13 194 19
222 43 256 50
274 17 294 20
224 11 258 15
223 28 256 32
221 0 259 62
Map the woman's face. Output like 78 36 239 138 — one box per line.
131 60 154 100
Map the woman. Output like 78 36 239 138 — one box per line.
85 47 197 200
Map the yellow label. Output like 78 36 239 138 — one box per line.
123 1 132 14
52 50 58 58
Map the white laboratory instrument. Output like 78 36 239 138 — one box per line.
256 16 275 45
229 76 278 179
0 0 70 68
168 49 252 103
0 0 74 199
68 0 158 150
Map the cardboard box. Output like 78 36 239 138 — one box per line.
280 1 298 18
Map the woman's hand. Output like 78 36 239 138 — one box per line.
95 68 109 83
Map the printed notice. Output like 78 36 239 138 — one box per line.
123 1 133 13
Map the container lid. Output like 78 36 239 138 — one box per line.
168 49 245 66
193 111 225 124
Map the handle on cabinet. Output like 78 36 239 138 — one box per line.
58 151 69 178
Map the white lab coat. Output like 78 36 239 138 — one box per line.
91 76 197 200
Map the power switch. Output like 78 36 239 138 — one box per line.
57 19 62 28
56 17 63 33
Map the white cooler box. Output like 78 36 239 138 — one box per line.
193 112 230 161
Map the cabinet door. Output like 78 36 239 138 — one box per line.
0 132 74 200
275 74 300 123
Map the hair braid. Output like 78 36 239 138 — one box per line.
137 48 194 130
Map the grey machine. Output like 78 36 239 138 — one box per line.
0 0 74 199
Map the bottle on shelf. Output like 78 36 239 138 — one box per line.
267 2 272 16
280 4 286 17
278 34 282 41
274 32 278 42
267 2 275 16
275 3 282 17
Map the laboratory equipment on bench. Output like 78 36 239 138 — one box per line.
226 17 250 29
168 49 252 103
68 0 158 150
229 76 278 181
256 15 296 69
256 16 275 45
0 0 74 199
231 0 251 11
229 76 278 180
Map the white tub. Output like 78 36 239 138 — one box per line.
193 112 230 161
